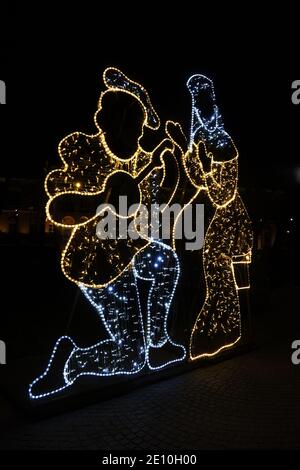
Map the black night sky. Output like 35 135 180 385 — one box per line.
0 9 299 194
1 7 300 455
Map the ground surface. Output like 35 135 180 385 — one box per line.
0 284 299 450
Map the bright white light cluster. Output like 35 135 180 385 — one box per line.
187 75 236 156
29 241 186 399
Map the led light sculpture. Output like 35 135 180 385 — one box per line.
28 69 252 401
29 68 185 399
184 75 253 359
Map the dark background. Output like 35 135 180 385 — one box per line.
0 7 299 360
0 9 299 189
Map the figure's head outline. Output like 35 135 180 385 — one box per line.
187 74 220 146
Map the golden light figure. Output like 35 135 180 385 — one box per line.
44 68 180 288
169 74 253 360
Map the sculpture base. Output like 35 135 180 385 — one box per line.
0 338 253 419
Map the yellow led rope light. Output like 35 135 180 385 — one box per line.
59 147 180 289
102 67 160 130
190 336 241 360
45 68 183 288
183 75 253 361
189 209 243 360
45 140 172 229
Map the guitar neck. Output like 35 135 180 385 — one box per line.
134 159 159 186
134 139 172 185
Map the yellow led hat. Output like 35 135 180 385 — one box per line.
103 67 160 130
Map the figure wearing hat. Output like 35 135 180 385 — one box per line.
29 68 185 399
169 74 253 359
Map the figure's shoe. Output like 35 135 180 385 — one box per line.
29 336 77 399
64 339 146 384
147 340 186 370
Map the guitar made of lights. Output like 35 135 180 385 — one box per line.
48 139 174 288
